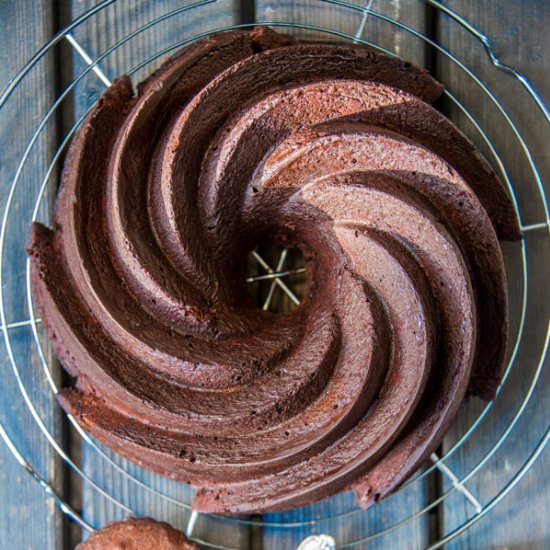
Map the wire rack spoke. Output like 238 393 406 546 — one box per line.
430 453 483 513
186 510 199 538
354 0 375 41
251 250 301 306
3 317 42 330
246 267 306 283
65 33 112 87
521 221 550 233
263 248 289 310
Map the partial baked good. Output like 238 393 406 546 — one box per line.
76 518 197 549
28 27 520 513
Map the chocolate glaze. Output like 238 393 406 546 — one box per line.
28 27 518 513
76 518 197 549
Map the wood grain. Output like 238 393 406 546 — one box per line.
437 2 550 549
0 1 64 549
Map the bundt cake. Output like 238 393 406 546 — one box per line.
28 27 520 514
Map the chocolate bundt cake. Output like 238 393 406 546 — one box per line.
76 518 197 549
28 27 520 513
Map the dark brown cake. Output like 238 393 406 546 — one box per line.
76 518 197 549
27 27 520 513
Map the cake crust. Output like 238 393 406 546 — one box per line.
76 518 197 550
28 27 518 513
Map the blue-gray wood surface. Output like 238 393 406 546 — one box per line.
0 1 64 549
0 1 548 549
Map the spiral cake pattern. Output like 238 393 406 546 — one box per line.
28 27 520 513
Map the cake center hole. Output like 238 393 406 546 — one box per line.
246 241 306 313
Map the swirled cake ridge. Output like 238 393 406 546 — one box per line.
28 27 520 513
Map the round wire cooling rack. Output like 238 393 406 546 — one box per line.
0 0 549 548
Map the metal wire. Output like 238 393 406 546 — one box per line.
0 1 548 548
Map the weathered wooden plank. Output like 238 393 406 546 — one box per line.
255 0 428 67
67 1 249 547
0 1 64 549
254 1 432 549
437 2 550 548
